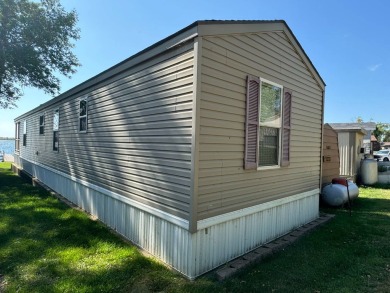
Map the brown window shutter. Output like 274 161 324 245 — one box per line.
281 88 292 167
244 75 260 170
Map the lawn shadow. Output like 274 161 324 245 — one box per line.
0 165 184 292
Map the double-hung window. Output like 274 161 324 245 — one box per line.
244 75 292 170
53 109 59 151
259 79 282 167
23 120 27 146
39 114 45 135
79 97 88 132
15 122 20 153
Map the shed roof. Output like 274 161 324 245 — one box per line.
329 122 376 131
328 123 367 135
16 20 325 120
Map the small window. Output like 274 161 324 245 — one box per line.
53 109 59 151
53 131 59 152
53 109 59 131
39 114 45 135
15 122 20 153
79 97 88 132
23 120 27 147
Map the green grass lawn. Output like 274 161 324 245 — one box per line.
0 161 389 292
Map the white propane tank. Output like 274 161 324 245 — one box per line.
321 182 359 206
360 158 378 185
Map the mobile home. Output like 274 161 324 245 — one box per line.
13 20 325 279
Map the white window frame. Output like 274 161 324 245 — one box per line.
257 78 283 170
79 96 88 133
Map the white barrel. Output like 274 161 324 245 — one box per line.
321 182 359 206
360 158 378 185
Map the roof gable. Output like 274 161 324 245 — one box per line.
195 20 325 90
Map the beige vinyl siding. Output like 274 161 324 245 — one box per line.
16 45 195 220
197 31 323 220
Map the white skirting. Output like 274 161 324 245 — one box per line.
14 156 319 279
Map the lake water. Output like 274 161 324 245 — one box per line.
0 140 15 154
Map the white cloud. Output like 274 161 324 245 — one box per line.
368 64 382 72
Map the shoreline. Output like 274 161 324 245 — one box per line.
1 153 14 163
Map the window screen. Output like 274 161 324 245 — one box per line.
259 126 279 166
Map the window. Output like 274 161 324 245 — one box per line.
53 109 59 151
15 122 20 153
23 120 27 146
39 114 45 135
244 75 292 170
79 97 88 132
259 79 282 167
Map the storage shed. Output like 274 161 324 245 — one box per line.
329 123 366 181
13 20 325 279
322 124 340 185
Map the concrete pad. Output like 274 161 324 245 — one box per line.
216 266 236 281
282 235 298 243
230 259 249 269
254 246 273 257
242 252 261 263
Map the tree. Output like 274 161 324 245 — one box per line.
373 122 390 142
0 0 80 108
383 131 390 142
356 116 364 124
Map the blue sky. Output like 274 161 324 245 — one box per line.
1 0 389 137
